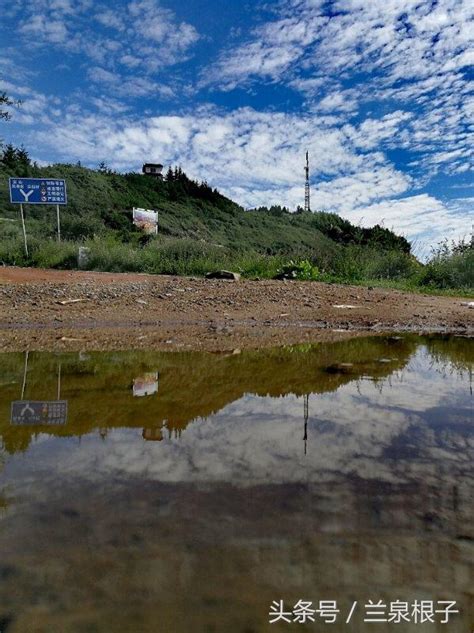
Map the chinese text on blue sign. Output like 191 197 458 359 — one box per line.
11 401 68 426
9 178 67 205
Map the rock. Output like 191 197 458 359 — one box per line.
58 298 87 305
205 270 241 281
77 246 91 269
325 362 354 374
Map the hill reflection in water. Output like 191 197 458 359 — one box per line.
0 335 472 632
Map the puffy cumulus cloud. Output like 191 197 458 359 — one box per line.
1 0 198 105
10 0 199 72
200 7 327 90
203 0 473 177
349 111 414 151
32 106 402 185
346 195 473 257
316 89 360 114
0 79 61 125
205 0 472 87
86 67 176 99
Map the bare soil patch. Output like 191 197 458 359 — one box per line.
0 266 471 352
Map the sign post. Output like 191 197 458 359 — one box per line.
11 351 68 426
9 178 68 252
20 203 28 257
56 204 61 242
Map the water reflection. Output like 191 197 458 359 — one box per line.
0 335 472 632
2 335 466 454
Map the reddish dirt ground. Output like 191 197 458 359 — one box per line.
0 266 472 352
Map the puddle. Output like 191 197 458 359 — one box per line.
0 335 472 632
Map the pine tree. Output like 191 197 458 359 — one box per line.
1 144 17 168
0 144 31 175
16 145 31 169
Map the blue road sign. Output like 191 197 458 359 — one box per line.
9 177 67 205
11 400 68 425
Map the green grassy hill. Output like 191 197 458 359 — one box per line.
0 146 472 292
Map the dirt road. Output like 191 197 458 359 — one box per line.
0 266 472 352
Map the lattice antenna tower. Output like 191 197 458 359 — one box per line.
304 151 311 213
303 393 309 455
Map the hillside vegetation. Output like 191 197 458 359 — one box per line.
0 145 472 293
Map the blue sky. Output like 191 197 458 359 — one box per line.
1 0 473 252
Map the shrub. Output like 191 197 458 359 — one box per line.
420 239 473 290
364 249 421 280
143 239 231 275
85 237 143 272
275 259 320 281
32 240 77 269
0 236 28 266
60 216 103 240
237 254 284 279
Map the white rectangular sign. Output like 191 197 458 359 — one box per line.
133 207 158 234
133 372 159 397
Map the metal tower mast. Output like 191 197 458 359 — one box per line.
304 151 311 213
303 393 309 455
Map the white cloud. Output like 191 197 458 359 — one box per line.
10 0 200 75
86 67 175 98
344 194 472 257
317 89 359 113
94 9 125 31
202 0 473 178
87 67 117 84
200 8 326 90
20 15 68 43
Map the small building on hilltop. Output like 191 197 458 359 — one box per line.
142 163 163 179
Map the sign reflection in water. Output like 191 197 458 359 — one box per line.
9 352 68 426
0 335 472 633
133 372 159 397
10 400 68 425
